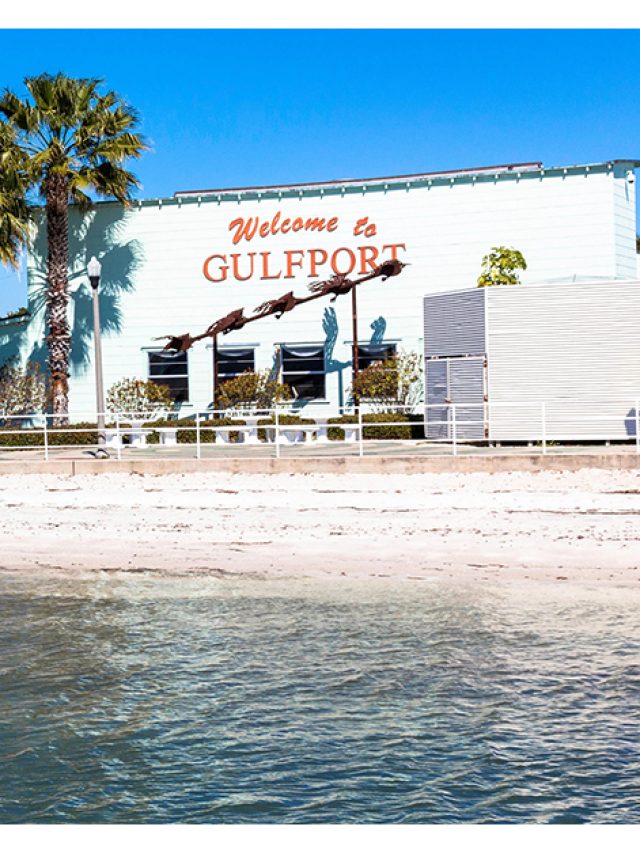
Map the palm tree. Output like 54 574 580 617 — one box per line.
0 73 146 419
0 123 30 268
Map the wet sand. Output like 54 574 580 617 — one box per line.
1 469 640 588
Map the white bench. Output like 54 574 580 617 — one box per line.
155 427 178 447
263 424 326 445
104 423 154 449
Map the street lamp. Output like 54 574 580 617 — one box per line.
88 256 107 455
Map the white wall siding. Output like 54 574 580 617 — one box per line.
612 165 637 278
486 281 640 440
16 162 637 420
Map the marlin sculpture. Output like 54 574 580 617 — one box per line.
155 259 407 353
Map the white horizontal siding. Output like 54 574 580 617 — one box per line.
486 280 640 440
18 165 635 419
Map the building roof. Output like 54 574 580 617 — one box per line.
173 159 640 201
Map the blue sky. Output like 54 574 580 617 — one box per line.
1 28 639 313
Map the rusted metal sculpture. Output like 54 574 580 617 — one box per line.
307 273 354 302
158 260 405 351
156 259 407 404
253 291 312 320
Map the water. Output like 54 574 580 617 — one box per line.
0 572 639 824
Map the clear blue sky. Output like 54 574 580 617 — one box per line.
1 28 639 313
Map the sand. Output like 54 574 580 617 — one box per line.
1 469 640 588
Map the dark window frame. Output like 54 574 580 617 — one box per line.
357 343 398 371
147 350 190 404
281 344 326 400
217 347 256 382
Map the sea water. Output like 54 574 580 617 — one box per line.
0 573 639 823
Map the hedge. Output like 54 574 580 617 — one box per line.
146 416 247 444
328 413 417 441
0 421 101 447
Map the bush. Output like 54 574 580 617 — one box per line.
146 416 247 444
0 421 101 447
217 370 292 412
350 350 423 412
0 361 47 416
328 413 413 441
107 378 173 419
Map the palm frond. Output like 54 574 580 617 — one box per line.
2 73 146 205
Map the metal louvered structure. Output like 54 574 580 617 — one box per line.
423 280 640 441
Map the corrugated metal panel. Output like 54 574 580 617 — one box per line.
485 280 640 440
425 360 449 438
449 358 485 440
423 290 486 357
425 357 485 439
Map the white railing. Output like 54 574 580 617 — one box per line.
0 399 638 461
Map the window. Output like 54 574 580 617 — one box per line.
281 345 326 399
217 348 255 382
148 350 189 403
357 343 397 371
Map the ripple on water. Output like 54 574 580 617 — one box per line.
0 574 639 823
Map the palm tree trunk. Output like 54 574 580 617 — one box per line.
45 174 70 424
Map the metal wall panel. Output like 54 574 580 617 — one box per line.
425 360 449 438
424 289 486 357
425 356 485 439
485 280 640 440
449 357 485 440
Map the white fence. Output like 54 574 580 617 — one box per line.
0 400 639 461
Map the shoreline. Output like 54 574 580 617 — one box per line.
2 469 640 590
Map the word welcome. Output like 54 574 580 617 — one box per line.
203 243 407 283
229 212 339 244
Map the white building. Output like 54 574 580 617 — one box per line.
1 158 638 419
423 280 640 442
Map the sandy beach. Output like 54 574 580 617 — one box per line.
0 468 638 588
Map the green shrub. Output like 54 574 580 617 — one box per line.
107 378 173 418
146 416 247 444
328 412 413 441
0 360 47 415
350 350 423 412
217 370 292 411
0 421 101 447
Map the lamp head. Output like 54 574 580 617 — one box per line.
87 256 102 289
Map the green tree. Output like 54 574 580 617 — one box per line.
0 73 147 420
477 246 527 288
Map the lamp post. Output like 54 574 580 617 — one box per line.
88 256 107 452
212 333 219 412
351 285 360 410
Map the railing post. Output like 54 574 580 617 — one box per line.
358 406 364 457
115 412 122 461
196 412 201 460
275 405 280 459
541 402 547 455
43 413 49 462
636 399 639 455
451 404 457 456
